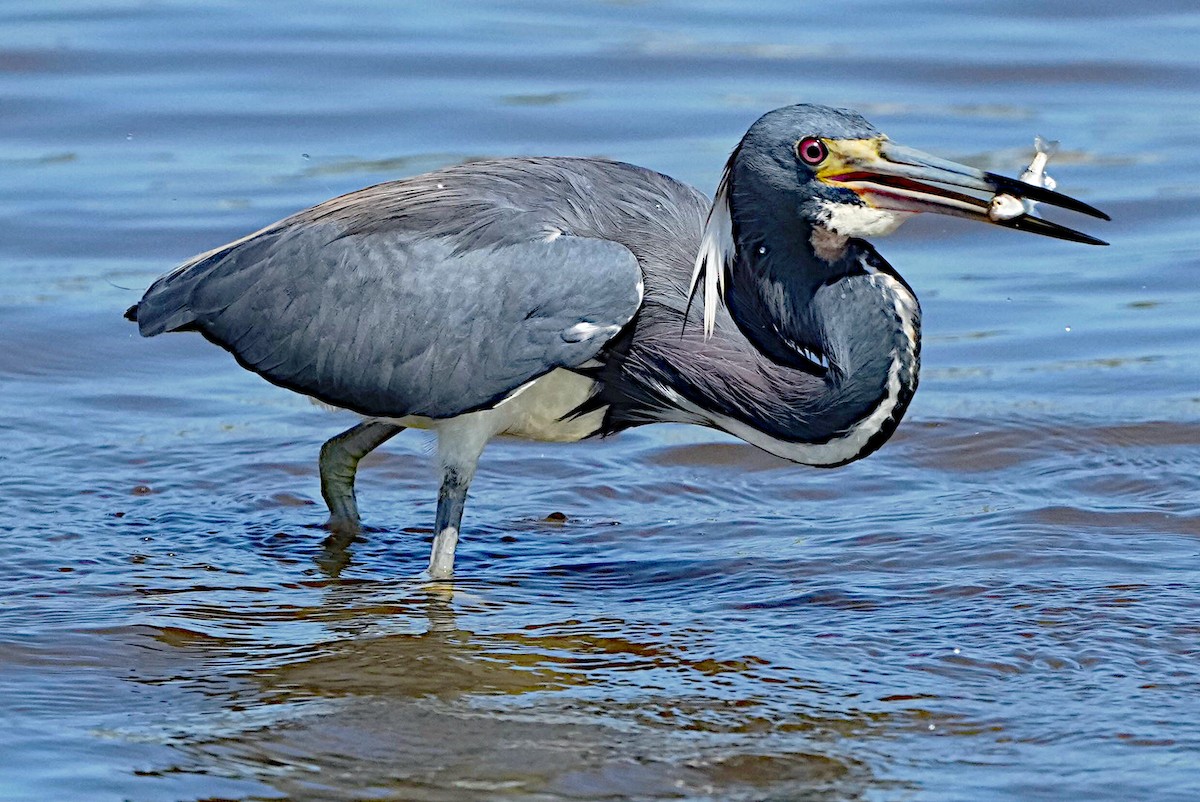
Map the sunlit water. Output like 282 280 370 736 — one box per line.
2 1 1198 800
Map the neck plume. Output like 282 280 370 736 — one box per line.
688 152 737 338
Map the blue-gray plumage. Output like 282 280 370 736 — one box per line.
127 104 1108 578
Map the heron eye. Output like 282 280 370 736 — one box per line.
796 137 828 166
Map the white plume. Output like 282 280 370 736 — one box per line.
688 164 735 338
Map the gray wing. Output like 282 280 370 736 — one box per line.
133 182 643 418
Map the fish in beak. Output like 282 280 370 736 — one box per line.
814 137 1110 246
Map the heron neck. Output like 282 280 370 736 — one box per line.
717 233 922 466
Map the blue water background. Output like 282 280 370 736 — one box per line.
1 2 1198 800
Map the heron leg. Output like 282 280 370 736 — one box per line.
428 417 493 579
319 421 404 531
429 468 469 579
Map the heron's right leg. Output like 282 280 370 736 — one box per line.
427 416 494 579
319 421 404 531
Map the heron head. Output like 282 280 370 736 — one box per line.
729 105 901 241
736 104 1109 248
690 104 1109 335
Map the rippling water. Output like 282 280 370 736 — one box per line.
2 1 1199 800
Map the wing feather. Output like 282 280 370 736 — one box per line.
135 202 642 418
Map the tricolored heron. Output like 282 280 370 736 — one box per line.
126 104 1108 578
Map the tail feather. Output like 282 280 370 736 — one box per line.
133 226 286 337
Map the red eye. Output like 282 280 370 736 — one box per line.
796 137 827 165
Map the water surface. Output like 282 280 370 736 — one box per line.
2 1 1199 800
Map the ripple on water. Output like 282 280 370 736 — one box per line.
4 0 1200 797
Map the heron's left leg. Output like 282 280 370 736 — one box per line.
428 416 495 579
319 421 405 531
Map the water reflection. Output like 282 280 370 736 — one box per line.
128 583 888 800
257 591 587 700
315 526 362 578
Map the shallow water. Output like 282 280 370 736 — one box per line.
2 1 1199 800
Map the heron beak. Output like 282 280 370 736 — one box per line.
817 138 1110 245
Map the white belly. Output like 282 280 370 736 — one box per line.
384 368 604 443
